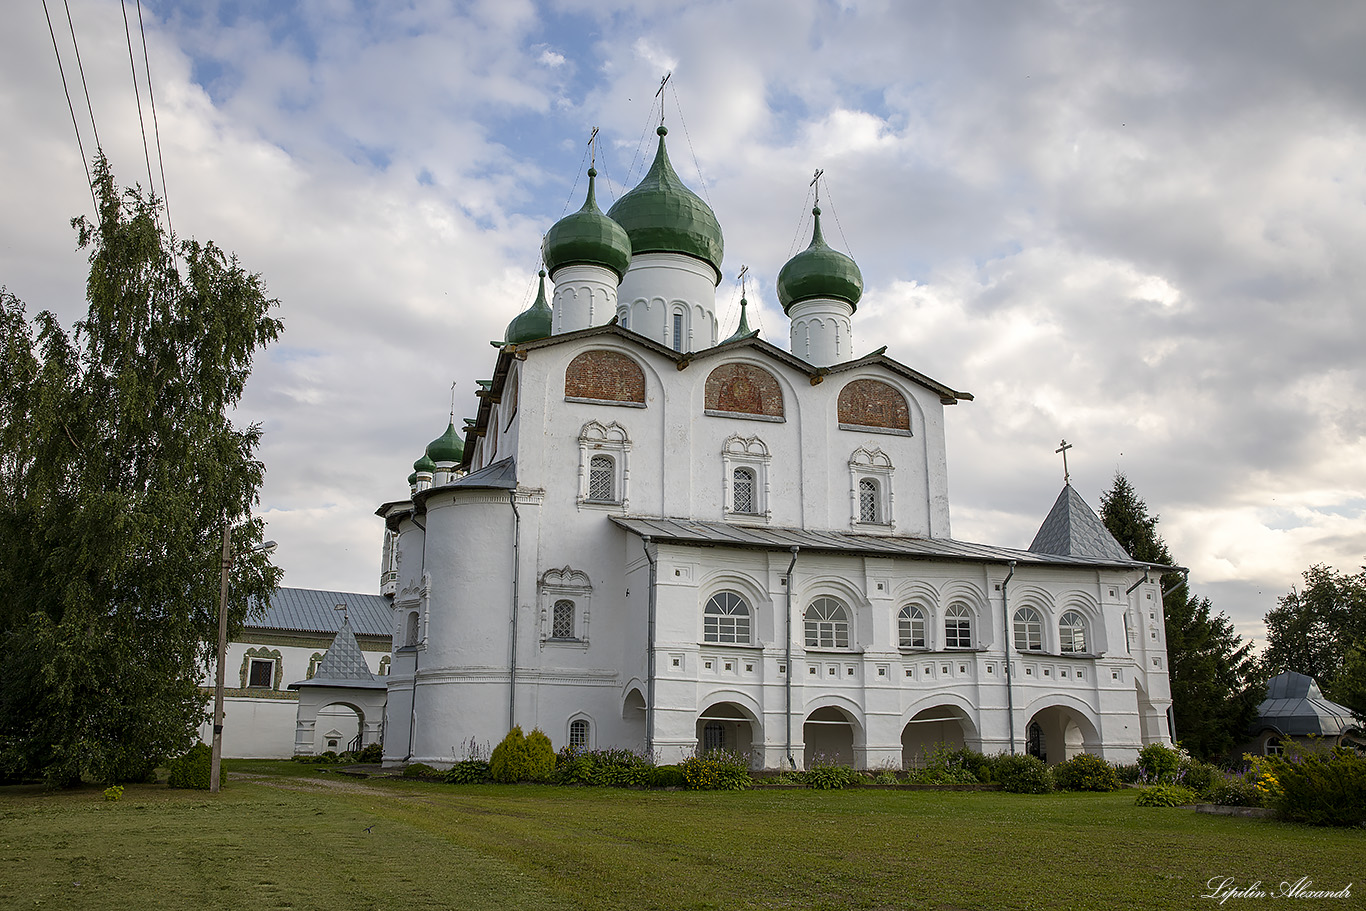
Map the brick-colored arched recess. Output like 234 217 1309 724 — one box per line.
838 379 911 432
704 363 784 419
565 350 646 405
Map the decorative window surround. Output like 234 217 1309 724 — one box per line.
540 566 592 648
848 447 894 530
721 434 771 521
577 421 630 509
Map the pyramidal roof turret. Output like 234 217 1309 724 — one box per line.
542 168 632 280
504 270 554 345
777 205 863 313
1028 484 1132 563
607 126 724 284
289 618 384 690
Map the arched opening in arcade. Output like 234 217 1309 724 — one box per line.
695 702 756 761
803 705 858 768
314 703 364 754
901 705 975 768
1025 705 1097 765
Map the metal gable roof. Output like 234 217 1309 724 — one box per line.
246 587 391 638
610 516 1144 569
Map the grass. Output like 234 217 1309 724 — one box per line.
0 760 1360 910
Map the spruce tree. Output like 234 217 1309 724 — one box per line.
0 159 282 784
1100 473 1260 759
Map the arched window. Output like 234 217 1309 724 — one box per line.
944 604 973 649
588 454 615 502
569 719 590 750
859 478 880 523
805 597 850 649
704 592 751 644
1014 607 1043 651
703 721 725 753
672 310 686 352
552 599 577 639
405 611 420 647
1059 610 1087 653
898 605 926 649
733 467 756 514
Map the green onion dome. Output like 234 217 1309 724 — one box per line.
425 422 464 465
413 452 436 474
504 271 554 345
607 126 723 284
542 169 632 280
407 470 418 486
776 206 862 313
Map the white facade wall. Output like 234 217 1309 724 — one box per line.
788 297 854 368
550 263 619 334
615 253 719 351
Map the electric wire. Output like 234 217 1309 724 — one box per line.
135 0 174 248
120 0 159 217
42 0 98 216
786 185 816 260
61 0 102 154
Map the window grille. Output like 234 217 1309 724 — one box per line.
859 478 879 523
733 467 755 514
552 599 576 639
805 597 850 649
569 719 589 749
588 454 614 501
704 592 751 644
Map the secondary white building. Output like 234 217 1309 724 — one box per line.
376 127 1174 769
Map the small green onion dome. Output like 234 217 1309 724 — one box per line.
542 168 632 280
504 270 554 345
776 206 863 313
413 452 436 474
425 422 464 464
407 470 418 486
722 296 757 344
607 126 724 285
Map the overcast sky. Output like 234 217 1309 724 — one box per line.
4 0 1363 648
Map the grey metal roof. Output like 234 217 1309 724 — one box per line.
610 516 1142 568
1254 671 1361 737
247 587 391 638
289 619 386 690
452 456 517 489
1028 484 1133 563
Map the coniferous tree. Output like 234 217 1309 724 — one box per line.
0 158 282 784
1099 473 1260 759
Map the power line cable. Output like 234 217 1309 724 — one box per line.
42 0 97 215
61 0 102 155
135 0 174 247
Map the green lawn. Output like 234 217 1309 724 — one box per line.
0 762 1359 910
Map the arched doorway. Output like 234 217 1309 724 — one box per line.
314 703 363 754
695 702 755 761
901 705 972 768
1025 705 1097 765
803 706 857 768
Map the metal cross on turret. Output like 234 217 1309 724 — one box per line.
334 602 348 625
1055 439 1073 484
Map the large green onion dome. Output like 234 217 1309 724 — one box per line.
542 169 632 280
776 206 863 313
425 422 464 465
504 271 553 345
607 126 723 284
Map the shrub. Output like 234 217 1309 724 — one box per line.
1137 743 1182 784
1134 784 1197 807
444 759 491 784
680 751 752 791
402 762 441 780
905 744 980 784
524 729 557 782
553 747 652 787
1207 779 1261 807
873 770 900 785
993 754 1053 794
650 765 686 788
1113 762 1141 784
103 785 124 801
802 757 858 790
167 743 211 790
1178 758 1222 796
490 727 530 783
1053 753 1121 792
356 742 383 763
1269 747 1366 827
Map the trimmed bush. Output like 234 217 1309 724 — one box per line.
1270 748 1366 827
650 765 687 788
490 727 531 783
993 754 1053 794
679 751 751 790
356 742 383 763
444 759 491 784
1053 754 1121 792
1135 784 1197 807
524 729 557 782
167 743 212 790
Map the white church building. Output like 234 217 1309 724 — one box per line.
375 126 1175 770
